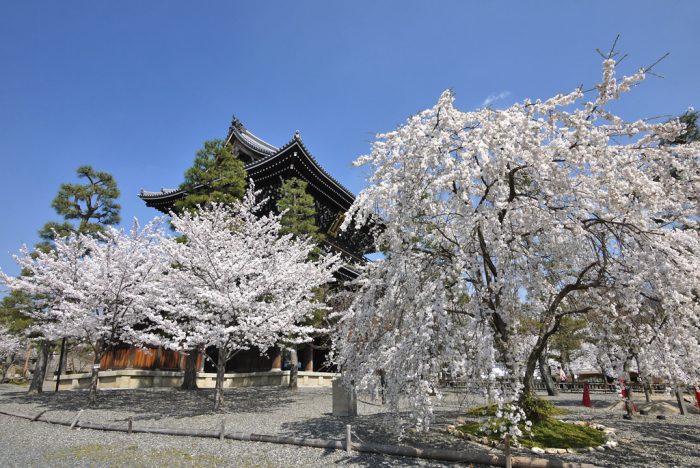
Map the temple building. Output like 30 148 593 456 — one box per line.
100 116 373 376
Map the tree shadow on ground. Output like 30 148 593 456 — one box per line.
0 386 297 420
278 409 495 468
563 417 700 468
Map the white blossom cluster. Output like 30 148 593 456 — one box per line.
336 57 700 432
0 187 341 406
1 220 170 358
0 326 22 361
162 188 341 363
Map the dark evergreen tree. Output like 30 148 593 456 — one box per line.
0 291 33 334
277 177 324 243
173 139 247 213
549 315 587 382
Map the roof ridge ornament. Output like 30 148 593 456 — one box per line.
294 130 301 140
231 114 245 132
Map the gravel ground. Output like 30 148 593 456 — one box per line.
0 384 698 467
536 392 700 467
0 384 486 467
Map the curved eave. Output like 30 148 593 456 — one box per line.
247 139 355 210
226 124 278 160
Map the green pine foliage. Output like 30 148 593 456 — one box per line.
173 139 247 213
50 165 120 234
0 290 33 334
549 315 587 372
10 166 122 335
36 165 121 251
277 177 324 243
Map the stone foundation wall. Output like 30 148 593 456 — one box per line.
47 369 338 391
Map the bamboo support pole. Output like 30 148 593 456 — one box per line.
69 409 83 429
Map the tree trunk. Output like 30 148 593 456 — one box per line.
634 357 651 403
28 340 50 395
288 346 298 390
623 360 635 416
379 369 387 404
538 351 559 396
88 347 103 407
214 346 226 411
643 382 651 403
522 352 539 395
0 352 15 384
180 348 199 390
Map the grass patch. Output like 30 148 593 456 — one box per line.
464 402 568 419
464 404 499 417
44 444 230 467
519 419 604 449
457 418 604 449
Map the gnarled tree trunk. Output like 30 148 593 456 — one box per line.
28 340 50 395
538 351 559 396
181 348 199 390
288 346 298 390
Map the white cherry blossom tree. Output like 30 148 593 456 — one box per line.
1 221 172 405
165 188 341 411
336 55 700 430
0 326 22 383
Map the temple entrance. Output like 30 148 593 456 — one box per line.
202 346 275 373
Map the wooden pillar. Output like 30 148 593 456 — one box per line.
197 347 205 372
154 347 162 370
270 347 282 371
302 345 314 372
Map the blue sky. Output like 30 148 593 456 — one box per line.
1 1 698 277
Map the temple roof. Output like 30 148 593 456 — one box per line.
228 117 278 157
139 117 356 211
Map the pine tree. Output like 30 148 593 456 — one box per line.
30 165 121 393
277 177 324 242
173 139 247 214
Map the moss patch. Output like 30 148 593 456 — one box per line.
464 403 567 419
43 444 232 467
464 404 499 417
457 418 604 449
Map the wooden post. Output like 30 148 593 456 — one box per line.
346 424 352 454
70 409 83 429
270 347 282 371
675 385 687 415
303 345 314 372
22 343 32 377
220 419 225 441
127 416 133 434
504 434 512 468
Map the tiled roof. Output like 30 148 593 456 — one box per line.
139 120 356 207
